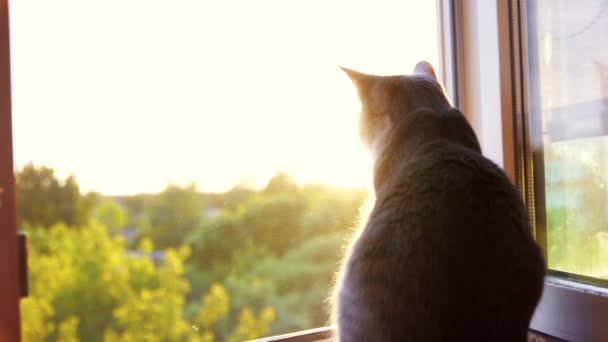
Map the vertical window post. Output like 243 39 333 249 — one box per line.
0 0 22 340
451 0 517 181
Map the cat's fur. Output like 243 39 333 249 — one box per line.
331 62 546 341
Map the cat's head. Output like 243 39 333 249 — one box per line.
341 61 450 154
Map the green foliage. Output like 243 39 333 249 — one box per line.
185 179 366 336
57 316 79 342
16 163 96 227
544 141 608 277
120 193 155 228
21 223 276 342
195 283 229 329
188 183 366 277
547 207 608 277
92 199 128 231
227 307 275 342
263 172 297 195
18 148 608 341
19 167 369 341
143 183 203 248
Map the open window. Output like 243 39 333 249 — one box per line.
2 1 449 341
9 0 604 341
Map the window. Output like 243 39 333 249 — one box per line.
11 0 608 341
453 0 608 341
524 0 608 284
6 1 442 341
451 1 608 341
520 1 608 339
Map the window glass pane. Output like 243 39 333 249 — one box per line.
526 0 608 281
10 1 439 340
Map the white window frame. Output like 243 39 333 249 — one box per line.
452 0 608 341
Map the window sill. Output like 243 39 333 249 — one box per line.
251 327 333 342
251 326 562 342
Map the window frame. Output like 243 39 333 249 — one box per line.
436 0 460 108
0 0 23 341
454 0 608 341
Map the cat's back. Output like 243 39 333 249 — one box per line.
338 129 545 341
375 108 520 223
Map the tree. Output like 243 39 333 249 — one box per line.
185 180 367 337
16 163 93 227
263 172 297 195
144 183 203 248
91 199 127 231
21 223 276 342
18 164 369 340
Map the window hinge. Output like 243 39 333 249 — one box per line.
18 231 28 298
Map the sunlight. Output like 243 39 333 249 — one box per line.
10 0 438 194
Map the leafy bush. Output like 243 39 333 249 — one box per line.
21 223 275 342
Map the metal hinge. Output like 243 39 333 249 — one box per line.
0 185 28 297
18 232 28 298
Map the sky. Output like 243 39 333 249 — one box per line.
9 0 438 195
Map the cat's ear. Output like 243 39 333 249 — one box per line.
413 61 437 80
340 67 372 91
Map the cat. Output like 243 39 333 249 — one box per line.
331 61 546 342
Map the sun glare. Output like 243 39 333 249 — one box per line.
10 0 438 194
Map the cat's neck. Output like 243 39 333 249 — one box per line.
370 106 450 194
370 107 481 194
369 117 394 163
370 113 415 194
